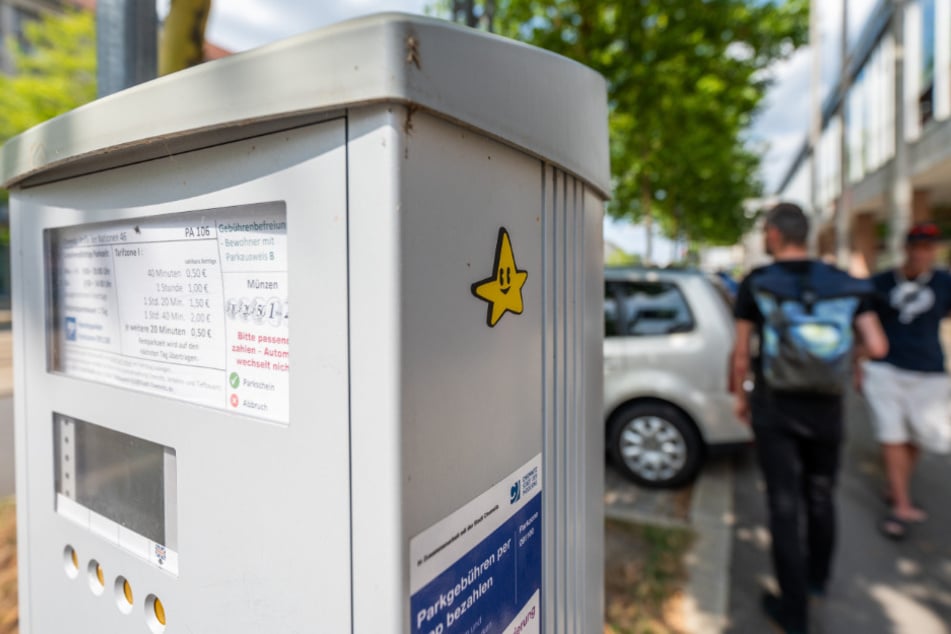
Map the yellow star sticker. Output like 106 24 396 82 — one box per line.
471 228 528 327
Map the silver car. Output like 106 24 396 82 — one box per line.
604 268 751 487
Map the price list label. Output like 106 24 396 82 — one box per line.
51 202 290 423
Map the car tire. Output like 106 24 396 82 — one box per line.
608 402 703 489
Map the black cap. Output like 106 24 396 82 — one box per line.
907 222 941 243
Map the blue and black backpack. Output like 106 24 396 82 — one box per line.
751 262 872 396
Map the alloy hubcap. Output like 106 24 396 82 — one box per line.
619 415 687 481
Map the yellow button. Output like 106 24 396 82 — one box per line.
153 597 166 626
70 548 78 570
123 579 133 605
96 564 104 587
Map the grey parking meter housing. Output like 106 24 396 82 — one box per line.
2 14 609 633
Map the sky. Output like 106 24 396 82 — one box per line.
157 0 431 51
186 0 881 260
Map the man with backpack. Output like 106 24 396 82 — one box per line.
731 203 888 634
858 222 951 540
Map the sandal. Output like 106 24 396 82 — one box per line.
882 492 928 523
880 514 908 541
899 508 929 524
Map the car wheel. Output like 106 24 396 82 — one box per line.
608 402 703 489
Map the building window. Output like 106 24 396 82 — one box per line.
921 0 936 126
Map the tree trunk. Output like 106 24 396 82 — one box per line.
452 0 475 27
484 0 495 32
641 178 653 266
159 0 211 76
467 0 477 27
452 0 493 30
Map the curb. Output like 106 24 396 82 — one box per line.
604 505 691 531
682 459 735 633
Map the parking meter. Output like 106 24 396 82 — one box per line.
1 14 609 633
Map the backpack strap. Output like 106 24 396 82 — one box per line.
796 262 818 313
753 262 816 302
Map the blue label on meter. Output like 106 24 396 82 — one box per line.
410 455 542 634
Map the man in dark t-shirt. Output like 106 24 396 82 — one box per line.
860 223 951 539
731 203 887 634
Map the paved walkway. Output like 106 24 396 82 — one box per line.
0 399 12 498
604 463 692 528
728 394 951 633
0 322 11 400
0 317 12 498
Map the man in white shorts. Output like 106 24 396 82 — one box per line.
861 223 951 539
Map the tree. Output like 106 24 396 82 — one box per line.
0 9 96 144
159 0 212 75
444 1 808 246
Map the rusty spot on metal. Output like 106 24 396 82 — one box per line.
403 104 419 136
406 34 421 69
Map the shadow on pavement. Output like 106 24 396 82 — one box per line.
728 394 951 634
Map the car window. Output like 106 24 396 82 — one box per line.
604 280 695 337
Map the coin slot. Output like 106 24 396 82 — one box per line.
114 576 134 614
63 545 79 578
146 594 167 632
87 560 105 595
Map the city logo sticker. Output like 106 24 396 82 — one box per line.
510 480 521 504
471 227 528 328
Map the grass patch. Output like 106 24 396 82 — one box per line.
0 499 15 634
605 519 694 634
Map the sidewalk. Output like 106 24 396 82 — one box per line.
0 311 11 398
605 458 737 633
728 394 951 633
0 314 12 499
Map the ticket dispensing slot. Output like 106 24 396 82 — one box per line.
54 414 179 575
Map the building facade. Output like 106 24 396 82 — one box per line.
0 1 62 74
778 0 951 274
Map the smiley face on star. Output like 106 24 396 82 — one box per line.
471 228 528 327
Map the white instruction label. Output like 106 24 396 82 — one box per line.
52 202 290 423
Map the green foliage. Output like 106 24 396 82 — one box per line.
440 0 807 245
605 246 642 267
0 9 96 144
